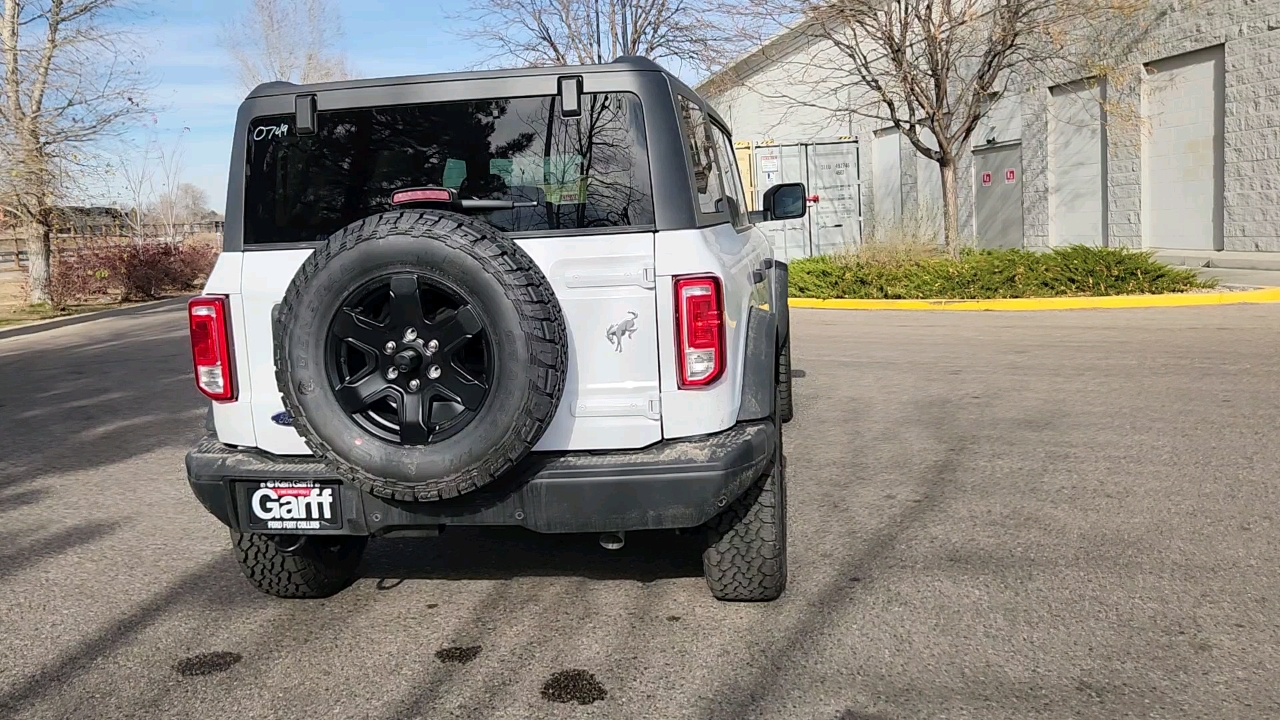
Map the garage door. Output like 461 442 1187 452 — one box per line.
872 129 902 226
913 129 943 215
1143 46 1224 251
913 128 944 243
1050 80 1106 246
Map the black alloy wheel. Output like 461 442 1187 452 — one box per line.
325 273 493 446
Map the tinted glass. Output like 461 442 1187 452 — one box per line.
709 123 748 227
677 96 724 216
244 93 653 244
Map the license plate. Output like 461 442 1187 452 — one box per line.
239 481 343 531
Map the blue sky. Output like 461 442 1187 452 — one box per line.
134 0 486 213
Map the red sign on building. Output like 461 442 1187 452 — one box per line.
1005 168 1017 183
981 171 992 187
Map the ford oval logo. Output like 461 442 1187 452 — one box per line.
271 411 295 427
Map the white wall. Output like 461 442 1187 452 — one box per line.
974 94 1023 148
708 39 854 143
1049 81 1106 246
704 1 1280 255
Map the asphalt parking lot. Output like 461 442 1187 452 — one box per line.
1 302 1278 720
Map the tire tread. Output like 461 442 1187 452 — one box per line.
778 340 794 423
274 210 568 502
231 530 367 599
702 451 788 601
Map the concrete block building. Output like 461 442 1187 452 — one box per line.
698 1 1280 262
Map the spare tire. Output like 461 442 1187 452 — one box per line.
275 210 567 502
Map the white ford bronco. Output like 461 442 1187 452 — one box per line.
185 57 806 602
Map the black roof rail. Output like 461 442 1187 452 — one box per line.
242 60 677 99
611 56 665 72
250 81 297 96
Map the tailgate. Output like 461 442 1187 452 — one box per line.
237 235 662 456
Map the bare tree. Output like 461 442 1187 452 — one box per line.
116 139 155 243
0 0 152 303
153 133 184 241
722 0 1159 250
118 132 212 241
172 182 210 223
460 0 740 75
220 0 352 92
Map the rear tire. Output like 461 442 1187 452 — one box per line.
702 392 788 601
231 530 368 599
778 339 794 423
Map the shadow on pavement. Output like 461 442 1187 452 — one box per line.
0 306 206 490
0 553 244 717
0 487 47 514
360 527 704 583
0 520 121 580
692 397 973 720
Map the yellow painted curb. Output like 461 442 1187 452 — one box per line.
788 287 1280 312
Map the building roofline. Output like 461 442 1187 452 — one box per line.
695 20 825 97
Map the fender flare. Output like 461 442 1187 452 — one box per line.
736 258 790 423
770 259 790 348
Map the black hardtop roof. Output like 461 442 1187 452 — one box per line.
244 55 729 131
247 56 675 99
224 56 737 251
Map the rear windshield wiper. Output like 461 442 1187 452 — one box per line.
458 199 540 210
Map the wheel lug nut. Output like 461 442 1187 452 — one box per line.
427 365 442 379
384 341 396 355
408 379 420 391
404 327 418 342
386 367 400 380
426 339 439 355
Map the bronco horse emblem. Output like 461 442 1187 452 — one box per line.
605 311 639 352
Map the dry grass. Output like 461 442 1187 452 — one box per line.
0 296 133 329
836 205 960 265
0 271 24 306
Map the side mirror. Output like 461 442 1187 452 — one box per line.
748 182 808 224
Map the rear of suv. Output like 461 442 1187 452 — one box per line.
184 57 806 601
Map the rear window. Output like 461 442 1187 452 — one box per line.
243 93 654 244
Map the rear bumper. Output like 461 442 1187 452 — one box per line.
185 420 774 535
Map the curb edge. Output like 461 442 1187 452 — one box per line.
788 288 1280 312
0 295 191 341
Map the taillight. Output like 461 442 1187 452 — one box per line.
675 275 725 388
188 296 236 401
